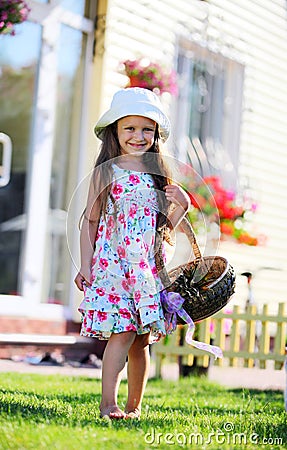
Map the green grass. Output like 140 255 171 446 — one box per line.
0 372 286 449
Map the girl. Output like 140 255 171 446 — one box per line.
74 88 190 420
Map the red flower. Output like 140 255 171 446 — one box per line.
129 174 140 184
96 287 106 296
108 294 121 304
129 204 138 218
97 311 107 322
99 258 109 270
139 259 148 269
134 290 141 301
125 324 137 332
117 246 126 259
119 308 131 319
112 184 123 197
124 236 131 245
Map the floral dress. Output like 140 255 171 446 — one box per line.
78 164 167 343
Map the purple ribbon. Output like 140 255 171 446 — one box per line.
160 290 223 359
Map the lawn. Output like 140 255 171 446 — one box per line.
0 372 286 449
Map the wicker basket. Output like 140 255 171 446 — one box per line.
155 216 236 323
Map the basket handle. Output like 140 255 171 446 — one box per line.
155 215 203 288
180 216 202 260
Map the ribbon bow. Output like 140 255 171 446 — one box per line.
160 290 223 360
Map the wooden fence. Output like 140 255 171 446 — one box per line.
153 302 287 378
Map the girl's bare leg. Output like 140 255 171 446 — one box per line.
125 333 150 419
100 331 136 419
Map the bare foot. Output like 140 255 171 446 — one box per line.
124 407 141 420
100 405 127 420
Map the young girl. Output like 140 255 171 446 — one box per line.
74 88 190 420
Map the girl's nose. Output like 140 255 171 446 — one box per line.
134 129 144 140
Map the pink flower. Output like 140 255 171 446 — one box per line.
108 294 121 304
129 174 140 184
121 274 136 291
119 308 131 319
97 311 107 322
149 304 157 310
122 280 129 291
134 291 141 301
118 212 125 224
125 323 137 332
112 184 123 197
107 215 115 228
129 204 138 218
124 236 131 245
96 287 105 296
99 258 109 270
144 207 151 216
139 259 148 269
151 266 158 276
117 246 126 259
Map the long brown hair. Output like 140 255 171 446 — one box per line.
84 121 172 238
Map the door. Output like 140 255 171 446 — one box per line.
0 1 95 309
0 20 42 295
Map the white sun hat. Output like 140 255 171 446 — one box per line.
94 87 171 142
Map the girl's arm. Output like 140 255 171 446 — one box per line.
164 184 191 230
74 178 101 291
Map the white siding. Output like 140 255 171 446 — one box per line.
99 0 287 310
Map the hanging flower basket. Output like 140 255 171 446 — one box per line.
121 58 178 96
0 0 30 36
181 171 266 246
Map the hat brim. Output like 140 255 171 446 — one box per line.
94 100 170 143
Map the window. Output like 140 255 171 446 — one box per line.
173 40 244 189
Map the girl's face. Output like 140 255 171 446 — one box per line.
117 115 157 156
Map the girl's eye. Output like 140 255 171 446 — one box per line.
144 128 155 132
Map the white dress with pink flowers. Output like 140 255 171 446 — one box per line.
78 164 167 343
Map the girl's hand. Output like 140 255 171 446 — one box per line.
164 184 191 211
74 268 92 291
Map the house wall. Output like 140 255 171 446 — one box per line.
95 0 287 311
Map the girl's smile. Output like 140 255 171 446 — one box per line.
117 115 156 156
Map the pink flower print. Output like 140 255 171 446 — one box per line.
119 308 131 319
129 174 140 184
129 203 138 218
122 274 136 291
139 259 148 270
122 280 129 291
107 215 115 228
151 266 158 276
144 207 151 216
99 258 109 270
125 323 137 332
118 212 125 224
97 311 108 322
106 228 112 240
124 236 131 245
134 291 141 301
128 275 136 287
112 183 123 198
151 217 155 227
117 246 126 259
148 304 157 310
96 287 106 296
108 293 121 304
